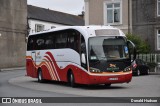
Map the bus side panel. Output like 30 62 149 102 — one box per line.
41 64 52 80
74 68 90 84
26 59 33 77
55 63 89 84
26 50 84 83
32 66 38 78
45 51 86 83
46 50 81 82
72 67 83 84
66 65 84 84
54 64 88 84
40 51 67 82
56 67 68 82
26 56 37 78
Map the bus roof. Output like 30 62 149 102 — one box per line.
29 25 125 38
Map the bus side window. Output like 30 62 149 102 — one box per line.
27 37 33 50
75 32 80 53
55 32 67 49
35 34 45 50
45 34 54 49
36 39 45 50
81 35 87 69
81 36 86 54
27 36 36 50
68 30 80 53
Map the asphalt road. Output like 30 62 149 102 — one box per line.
0 69 160 106
0 70 76 97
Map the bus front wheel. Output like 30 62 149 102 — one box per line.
68 72 76 87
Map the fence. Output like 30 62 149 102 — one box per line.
136 53 160 73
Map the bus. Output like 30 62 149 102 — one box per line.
26 26 136 87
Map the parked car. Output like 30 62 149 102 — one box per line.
132 59 150 76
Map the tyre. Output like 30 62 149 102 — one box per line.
38 69 44 83
104 84 111 87
136 69 140 76
146 69 150 75
68 72 76 87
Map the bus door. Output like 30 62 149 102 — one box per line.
31 51 37 77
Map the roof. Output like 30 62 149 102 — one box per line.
29 25 125 39
27 5 84 26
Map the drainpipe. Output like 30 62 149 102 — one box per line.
128 0 130 34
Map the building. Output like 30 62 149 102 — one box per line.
0 0 27 68
28 5 84 34
84 0 131 33
0 2 84 69
84 0 160 53
132 0 160 53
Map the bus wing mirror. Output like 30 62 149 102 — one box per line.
127 40 137 62
81 53 86 64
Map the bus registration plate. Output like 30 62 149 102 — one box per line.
109 78 118 81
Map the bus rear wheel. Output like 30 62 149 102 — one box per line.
38 69 44 83
68 72 76 87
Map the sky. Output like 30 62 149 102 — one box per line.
27 0 84 15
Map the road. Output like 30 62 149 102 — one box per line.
0 69 160 106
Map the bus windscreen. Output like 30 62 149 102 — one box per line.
89 36 129 61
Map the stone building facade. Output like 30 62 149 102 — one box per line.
84 0 160 53
132 0 160 53
0 0 27 68
84 0 131 33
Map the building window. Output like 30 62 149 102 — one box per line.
157 30 160 50
35 24 44 32
157 0 160 16
104 0 122 25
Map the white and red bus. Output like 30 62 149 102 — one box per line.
26 26 136 87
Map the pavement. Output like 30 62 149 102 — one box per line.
0 67 26 72
1 66 160 97
0 68 159 106
9 74 160 97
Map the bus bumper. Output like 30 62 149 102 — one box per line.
88 73 132 85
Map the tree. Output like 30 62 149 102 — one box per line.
126 33 150 53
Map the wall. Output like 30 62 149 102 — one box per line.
132 0 160 53
0 0 27 68
28 19 68 34
84 0 130 33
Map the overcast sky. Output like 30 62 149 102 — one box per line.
27 0 84 15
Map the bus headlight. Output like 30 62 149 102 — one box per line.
90 67 101 73
124 66 131 72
